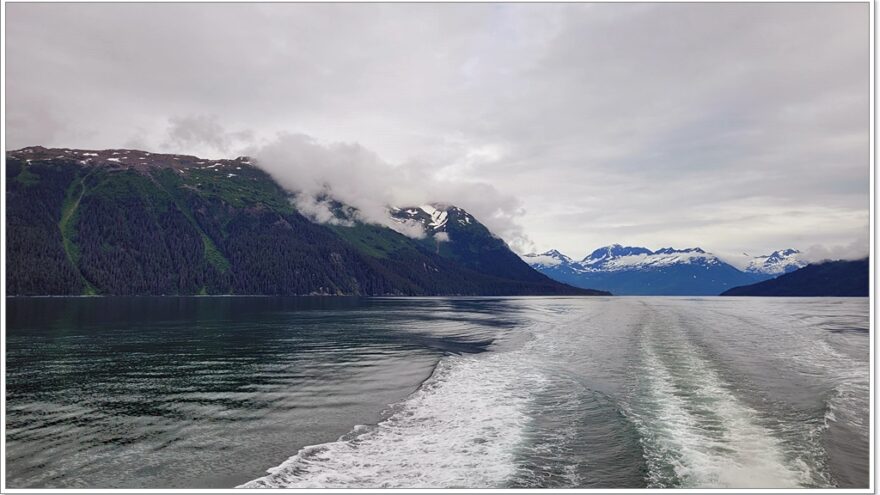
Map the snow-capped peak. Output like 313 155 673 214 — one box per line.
584 244 653 262
542 249 570 259
524 244 807 278
583 246 719 272
419 204 449 230
521 249 573 268
744 249 805 275
524 244 727 274
389 203 477 237
654 247 706 255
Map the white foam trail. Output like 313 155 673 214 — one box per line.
631 335 809 488
240 299 863 489
240 351 544 488
790 338 869 431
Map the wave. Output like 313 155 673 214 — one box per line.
624 311 813 488
240 298 866 489
240 346 544 488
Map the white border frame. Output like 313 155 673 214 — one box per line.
0 1 875 494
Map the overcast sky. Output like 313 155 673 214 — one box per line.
6 3 870 261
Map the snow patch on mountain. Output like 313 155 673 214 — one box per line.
743 249 806 275
572 245 721 273
420 204 449 229
525 244 803 276
522 249 572 268
523 244 789 295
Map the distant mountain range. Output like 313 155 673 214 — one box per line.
523 244 807 296
11 146 862 299
721 258 869 297
6 147 606 296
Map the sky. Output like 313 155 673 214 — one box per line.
5 3 871 263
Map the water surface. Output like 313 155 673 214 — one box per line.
5 296 870 488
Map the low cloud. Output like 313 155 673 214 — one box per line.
5 4 867 256
801 238 870 264
289 194 354 227
163 115 254 156
245 133 533 249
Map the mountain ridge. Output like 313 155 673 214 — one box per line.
6 147 607 297
721 258 869 297
523 245 805 296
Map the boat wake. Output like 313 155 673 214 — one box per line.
240 299 867 489
240 346 544 488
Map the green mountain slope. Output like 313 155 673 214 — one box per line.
6 147 607 296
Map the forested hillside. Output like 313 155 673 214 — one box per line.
6 147 605 296
721 258 869 297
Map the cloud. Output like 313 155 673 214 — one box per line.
162 115 254 156
289 194 354 227
245 133 532 248
801 238 870 264
5 3 868 256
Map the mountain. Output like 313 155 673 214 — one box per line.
390 205 554 285
721 258 869 297
742 249 807 275
523 244 771 295
6 147 606 296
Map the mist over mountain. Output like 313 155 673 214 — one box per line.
246 133 536 253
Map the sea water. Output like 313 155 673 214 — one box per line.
5 296 869 488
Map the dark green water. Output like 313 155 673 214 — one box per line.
5 296 870 489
